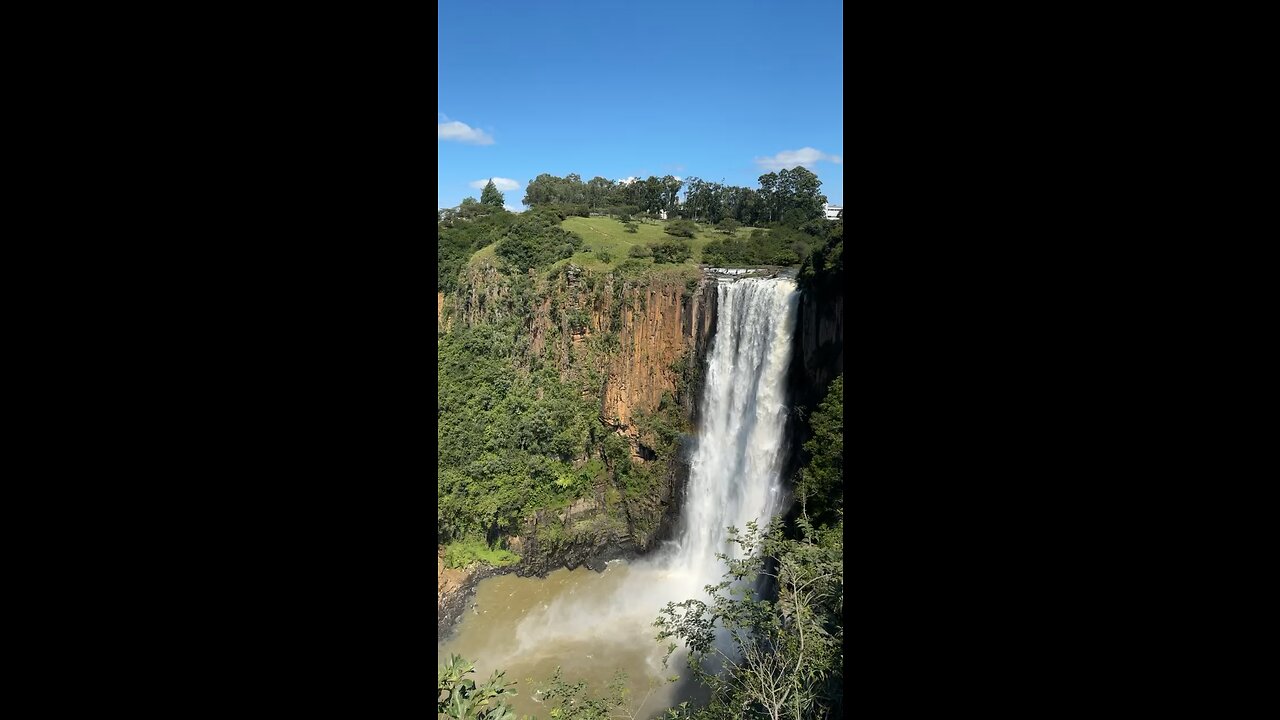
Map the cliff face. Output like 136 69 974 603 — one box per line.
445 262 716 443
438 263 717 635
795 286 844 405
778 281 844 506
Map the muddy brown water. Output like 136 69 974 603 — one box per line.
437 559 705 719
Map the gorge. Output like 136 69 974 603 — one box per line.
437 203 844 719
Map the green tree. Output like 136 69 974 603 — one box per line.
773 167 827 226
797 376 843 525
650 239 692 264
481 179 505 208
715 218 741 234
655 518 844 720
757 172 779 223
661 176 684 212
495 211 584 272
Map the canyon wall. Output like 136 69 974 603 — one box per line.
438 262 718 635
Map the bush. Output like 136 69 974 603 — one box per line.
650 239 692 264
623 222 638 233
664 219 697 238
597 249 613 263
627 244 652 258
444 539 521 569
716 218 741 234
701 226 810 267
495 212 584 271
615 259 650 275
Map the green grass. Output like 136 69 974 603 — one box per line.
557 217 762 271
443 539 522 569
467 242 499 267
464 216 766 275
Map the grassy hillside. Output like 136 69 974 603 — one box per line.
557 217 763 271
464 215 769 276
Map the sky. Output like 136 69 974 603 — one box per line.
438 0 843 211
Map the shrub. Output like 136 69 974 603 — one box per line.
716 218 741 234
623 222 638 233
650 239 692 264
597 249 613 263
495 212 584 271
627 244 652 258
444 539 521 569
615 259 650 275
664 219 697 238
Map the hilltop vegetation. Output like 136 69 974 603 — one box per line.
439 166 838 293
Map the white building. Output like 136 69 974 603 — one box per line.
823 203 843 220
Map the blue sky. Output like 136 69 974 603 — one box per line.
438 0 843 211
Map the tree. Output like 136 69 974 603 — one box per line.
587 176 615 208
776 167 826 225
757 172 779 223
523 173 558 206
642 176 665 213
797 376 843 525
495 211 584 272
661 176 683 212
481 179 504 208
655 519 844 720
650 239 692 264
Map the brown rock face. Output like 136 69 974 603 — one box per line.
602 281 683 431
438 265 720 586
441 265 717 439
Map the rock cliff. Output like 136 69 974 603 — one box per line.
437 262 718 637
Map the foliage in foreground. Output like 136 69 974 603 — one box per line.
655 516 844 720
439 654 523 720
438 657 683 720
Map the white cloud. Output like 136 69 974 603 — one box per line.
438 113 494 145
469 177 521 191
616 176 639 185
753 147 842 170
504 204 527 213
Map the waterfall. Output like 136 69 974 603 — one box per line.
509 275 800 672
672 275 799 583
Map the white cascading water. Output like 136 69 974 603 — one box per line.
509 275 799 673
674 276 799 582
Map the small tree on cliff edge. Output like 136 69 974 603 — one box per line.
481 179 504 208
